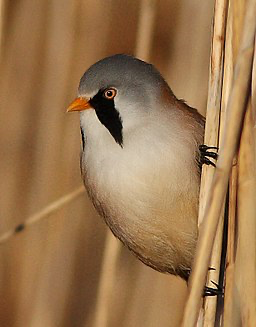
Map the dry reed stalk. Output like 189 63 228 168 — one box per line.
221 1 240 325
252 38 256 129
253 45 256 115
92 233 121 327
235 100 256 326
135 0 156 60
202 215 225 327
0 0 4 54
197 1 228 325
198 0 228 224
181 0 256 325
0 186 85 245
222 165 237 327
92 2 157 327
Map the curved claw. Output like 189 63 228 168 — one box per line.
203 281 224 297
199 144 218 167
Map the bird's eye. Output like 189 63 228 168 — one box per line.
103 88 117 100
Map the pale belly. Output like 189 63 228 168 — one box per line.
82 148 199 278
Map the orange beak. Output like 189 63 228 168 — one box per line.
67 97 92 112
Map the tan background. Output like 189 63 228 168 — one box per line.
0 1 214 326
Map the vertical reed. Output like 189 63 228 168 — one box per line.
197 1 228 325
235 99 256 326
182 0 256 325
0 0 4 54
221 1 243 325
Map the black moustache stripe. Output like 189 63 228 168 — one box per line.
80 127 85 150
90 91 123 147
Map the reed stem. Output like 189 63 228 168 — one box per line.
181 1 256 325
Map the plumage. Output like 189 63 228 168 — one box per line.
69 54 205 280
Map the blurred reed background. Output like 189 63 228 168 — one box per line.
0 1 214 326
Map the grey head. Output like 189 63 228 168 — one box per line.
79 54 171 98
70 54 175 147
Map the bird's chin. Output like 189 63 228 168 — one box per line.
80 109 121 150
79 108 96 129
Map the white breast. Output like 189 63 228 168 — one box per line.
80 108 202 274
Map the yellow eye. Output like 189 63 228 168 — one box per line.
103 88 117 100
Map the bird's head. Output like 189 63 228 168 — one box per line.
67 54 173 147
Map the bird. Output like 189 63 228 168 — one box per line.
67 54 216 283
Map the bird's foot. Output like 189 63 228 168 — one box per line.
203 280 224 297
199 144 218 167
183 267 223 297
